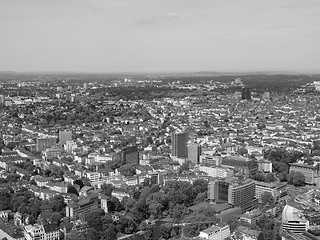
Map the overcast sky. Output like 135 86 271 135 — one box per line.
1 0 320 73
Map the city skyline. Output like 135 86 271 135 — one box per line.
1 0 320 73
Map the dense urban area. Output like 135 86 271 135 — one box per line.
2 72 320 240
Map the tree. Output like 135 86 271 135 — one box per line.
67 185 78 195
86 208 105 231
101 183 114 197
238 147 248 156
292 171 305 186
122 197 136 212
101 224 117 240
260 192 275 210
0 190 11 210
108 197 122 212
179 161 191 173
84 227 100 240
172 203 187 223
118 164 136 177
73 180 84 189
51 212 62 225
120 216 137 234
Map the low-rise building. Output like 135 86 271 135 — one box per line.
199 223 230 240
240 209 263 225
282 202 309 233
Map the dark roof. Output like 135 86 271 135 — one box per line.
189 202 232 213
43 223 59 233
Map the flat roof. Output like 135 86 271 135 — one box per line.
282 204 307 223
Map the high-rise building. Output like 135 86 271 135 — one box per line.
188 143 201 164
171 131 188 158
241 87 251 100
119 146 139 165
59 130 72 146
209 177 257 213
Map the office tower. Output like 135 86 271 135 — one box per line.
210 177 257 213
241 87 251 100
188 143 201 164
59 130 72 145
171 131 188 158
120 146 139 164
83 83 88 90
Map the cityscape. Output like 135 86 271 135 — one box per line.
1 72 320 240
1 0 320 240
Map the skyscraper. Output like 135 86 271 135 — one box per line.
241 87 251 100
188 143 201 164
171 131 188 158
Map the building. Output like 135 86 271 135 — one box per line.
200 165 233 179
171 131 188 159
217 207 242 223
257 159 272 173
209 178 257 213
64 140 78 153
44 147 62 160
85 172 101 183
241 87 251 100
148 171 165 185
119 146 139 165
289 163 319 185
208 180 229 202
188 143 201 164
59 130 72 146
199 223 230 240
24 224 59 240
255 181 287 202
221 156 258 178
282 203 309 233
36 137 57 152
240 209 263 225
227 178 257 213
65 194 108 217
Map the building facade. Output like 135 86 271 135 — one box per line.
171 131 188 158
289 163 319 185
282 204 309 233
199 223 230 240
188 143 201 164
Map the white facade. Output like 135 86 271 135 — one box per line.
199 165 233 178
282 204 309 233
199 224 230 240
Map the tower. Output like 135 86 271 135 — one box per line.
188 143 201 164
171 131 188 158
241 87 251 100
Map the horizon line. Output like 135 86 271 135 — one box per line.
0 70 319 75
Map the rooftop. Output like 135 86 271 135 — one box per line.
282 204 307 223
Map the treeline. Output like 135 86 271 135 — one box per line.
70 179 209 240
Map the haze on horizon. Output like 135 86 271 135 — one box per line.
1 0 320 73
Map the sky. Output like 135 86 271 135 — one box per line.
0 0 320 73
